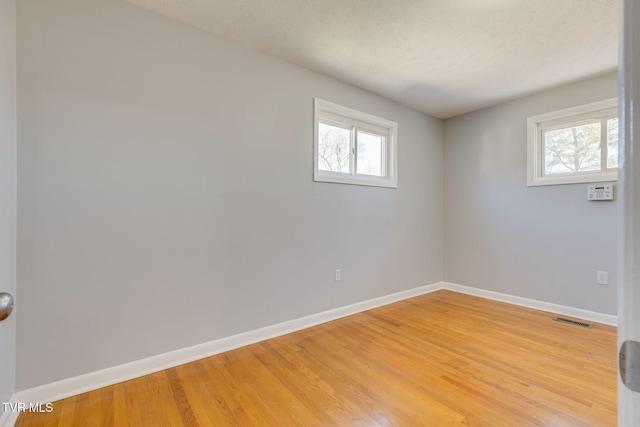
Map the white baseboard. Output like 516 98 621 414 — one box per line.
443 282 618 326
0 394 19 427
10 280 617 423
13 282 445 410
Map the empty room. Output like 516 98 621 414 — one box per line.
2 0 640 426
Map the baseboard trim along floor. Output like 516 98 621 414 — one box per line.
443 282 617 327
6 281 617 423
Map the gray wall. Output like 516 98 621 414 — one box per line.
16 0 443 390
0 0 17 414
14 0 619 394
444 72 618 315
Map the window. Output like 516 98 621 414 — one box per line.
314 98 397 188
527 98 618 186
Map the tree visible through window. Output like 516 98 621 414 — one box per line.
544 122 603 175
527 99 618 186
318 123 350 173
314 99 397 188
607 118 619 169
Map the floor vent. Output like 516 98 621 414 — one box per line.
552 317 593 329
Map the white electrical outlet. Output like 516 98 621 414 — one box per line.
596 270 609 285
335 269 341 282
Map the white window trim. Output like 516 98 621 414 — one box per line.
314 98 397 188
527 98 618 187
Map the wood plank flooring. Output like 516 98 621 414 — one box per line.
16 290 617 426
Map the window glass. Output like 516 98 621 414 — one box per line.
318 122 351 174
607 118 619 169
356 131 384 177
543 122 601 175
314 98 397 188
526 98 618 186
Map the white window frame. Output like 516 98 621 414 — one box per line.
314 98 397 188
527 98 618 186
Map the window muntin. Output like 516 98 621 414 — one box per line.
314 99 397 188
527 99 618 186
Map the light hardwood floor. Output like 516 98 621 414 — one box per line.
16 290 617 426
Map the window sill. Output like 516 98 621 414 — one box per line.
314 171 397 188
527 171 618 187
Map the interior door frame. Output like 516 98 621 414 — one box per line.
618 0 640 425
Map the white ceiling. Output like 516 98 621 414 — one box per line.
125 0 618 119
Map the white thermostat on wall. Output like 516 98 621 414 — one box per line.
587 183 614 201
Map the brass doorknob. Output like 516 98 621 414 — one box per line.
0 292 14 321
